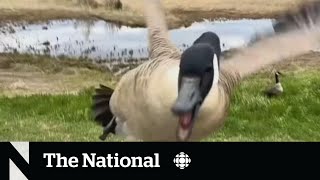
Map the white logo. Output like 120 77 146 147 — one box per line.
173 152 191 169
10 142 29 180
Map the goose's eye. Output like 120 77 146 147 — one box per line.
205 67 212 73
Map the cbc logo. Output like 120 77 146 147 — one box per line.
173 152 191 169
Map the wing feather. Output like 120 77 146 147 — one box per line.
223 0 320 79
144 0 181 60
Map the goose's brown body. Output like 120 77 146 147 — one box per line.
94 0 320 141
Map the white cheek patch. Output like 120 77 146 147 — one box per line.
213 54 220 85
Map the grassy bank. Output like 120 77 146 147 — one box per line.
206 69 320 142
0 53 119 141
0 52 319 141
0 0 310 28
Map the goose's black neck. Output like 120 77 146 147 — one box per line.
275 73 280 83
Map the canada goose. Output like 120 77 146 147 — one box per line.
264 71 283 97
92 0 320 142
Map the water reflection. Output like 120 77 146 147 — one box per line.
0 18 276 63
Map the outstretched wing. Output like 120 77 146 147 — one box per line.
222 0 320 79
144 0 181 60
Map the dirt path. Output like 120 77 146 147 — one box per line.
0 53 117 97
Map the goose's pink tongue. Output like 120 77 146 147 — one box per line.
179 113 192 129
177 113 193 141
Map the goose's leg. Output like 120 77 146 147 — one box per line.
99 117 117 141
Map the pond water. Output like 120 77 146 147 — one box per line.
0 18 276 63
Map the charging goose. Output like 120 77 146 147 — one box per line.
264 71 283 97
92 0 320 142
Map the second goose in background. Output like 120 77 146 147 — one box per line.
264 71 284 97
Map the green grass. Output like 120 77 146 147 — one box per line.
0 69 319 142
0 88 99 141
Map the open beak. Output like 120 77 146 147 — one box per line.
171 77 202 141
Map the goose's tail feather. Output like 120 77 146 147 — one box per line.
91 84 117 141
